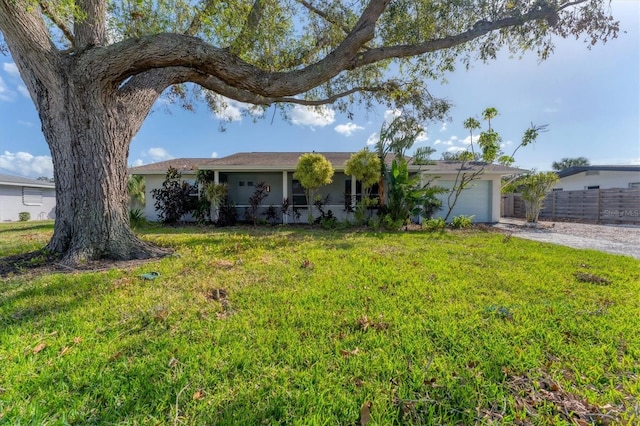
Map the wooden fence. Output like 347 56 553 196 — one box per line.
501 188 640 224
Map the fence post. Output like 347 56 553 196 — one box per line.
597 189 601 223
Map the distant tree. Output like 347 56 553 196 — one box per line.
294 153 334 223
441 151 480 161
551 157 591 171
504 172 559 223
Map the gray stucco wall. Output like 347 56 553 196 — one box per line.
0 185 56 222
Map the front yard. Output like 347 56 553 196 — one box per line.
1 222 638 424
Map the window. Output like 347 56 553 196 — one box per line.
239 181 245 187
22 187 42 205
552 188 563 191
629 182 640 189
291 180 307 207
586 185 600 190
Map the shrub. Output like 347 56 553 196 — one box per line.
151 167 197 224
450 215 474 229
217 200 238 227
424 217 446 231
18 212 30 222
245 182 270 225
129 208 146 228
264 205 279 225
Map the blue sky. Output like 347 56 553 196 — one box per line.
1 1 638 179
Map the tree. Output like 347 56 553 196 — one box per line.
345 149 381 198
551 157 591 171
293 153 334 222
504 172 558 224
0 0 619 263
128 174 146 208
442 107 546 221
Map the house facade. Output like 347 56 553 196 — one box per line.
0 173 56 222
553 165 640 191
130 152 524 224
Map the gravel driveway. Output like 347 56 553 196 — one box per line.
492 219 640 259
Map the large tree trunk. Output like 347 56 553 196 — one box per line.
41 76 167 264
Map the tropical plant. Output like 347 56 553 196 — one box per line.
245 182 270 225
450 215 474 229
151 167 197 224
551 157 591 171
0 0 619 264
504 172 559 223
128 174 145 208
202 182 228 223
294 153 334 223
442 108 547 221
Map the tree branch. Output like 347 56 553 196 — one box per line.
39 1 74 46
296 0 352 36
229 0 266 54
346 5 564 69
87 0 390 96
184 0 216 36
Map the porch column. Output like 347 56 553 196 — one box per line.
282 171 288 224
351 176 357 208
214 171 219 184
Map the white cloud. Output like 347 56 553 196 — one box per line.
383 109 402 123
434 139 454 146
0 151 54 178
208 94 265 122
290 105 335 128
211 152 219 158
2 62 19 78
462 134 480 145
147 147 173 162
130 159 144 167
366 132 379 146
440 122 447 132
17 120 34 127
17 85 29 98
0 76 11 101
416 131 428 142
446 146 467 153
334 122 364 136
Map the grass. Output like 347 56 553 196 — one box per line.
0 221 639 425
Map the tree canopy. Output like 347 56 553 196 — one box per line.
552 157 591 171
0 0 621 263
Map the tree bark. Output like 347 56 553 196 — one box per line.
40 70 168 264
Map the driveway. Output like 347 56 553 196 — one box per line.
492 219 640 259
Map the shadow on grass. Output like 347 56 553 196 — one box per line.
0 222 54 234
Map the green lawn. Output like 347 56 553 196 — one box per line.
1 221 638 425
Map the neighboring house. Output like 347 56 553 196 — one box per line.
552 165 640 191
129 152 525 223
0 173 56 222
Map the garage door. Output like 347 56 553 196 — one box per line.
436 180 491 222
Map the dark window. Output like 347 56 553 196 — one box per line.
291 180 307 206
586 185 600 190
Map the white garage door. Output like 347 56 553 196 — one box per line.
436 180 491 223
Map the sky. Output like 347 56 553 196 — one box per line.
0 1 638 179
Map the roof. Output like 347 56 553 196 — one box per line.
0 173 55 188
128 158 211 174
129 152 526 176
556 165 640 179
